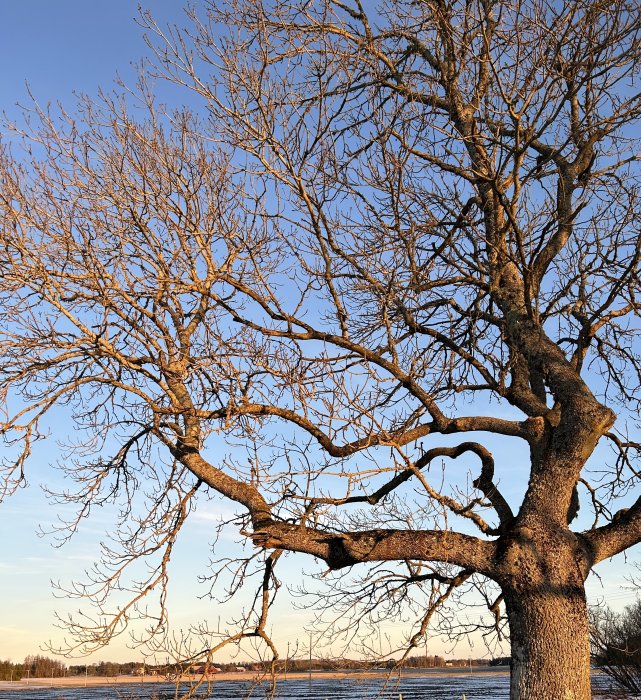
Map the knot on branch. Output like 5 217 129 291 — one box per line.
249 523 381 570
324 537 361 569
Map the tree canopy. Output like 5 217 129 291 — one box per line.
2 1 641 698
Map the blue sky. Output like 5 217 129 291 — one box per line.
1 2 174 108
0 0 637 668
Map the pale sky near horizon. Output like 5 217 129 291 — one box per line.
0 0 638 668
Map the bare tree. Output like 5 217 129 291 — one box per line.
590 600 641 695
2 1 641 698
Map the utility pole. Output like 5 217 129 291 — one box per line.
285 641 290 678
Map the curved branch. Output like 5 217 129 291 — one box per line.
303 441 513 533
199 403 534 457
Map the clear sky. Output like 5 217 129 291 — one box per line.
0 0 637 669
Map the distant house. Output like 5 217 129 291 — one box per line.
193 665 221 674
235 666 246 672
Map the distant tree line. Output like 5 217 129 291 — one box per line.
0 657 164 680
260 655 488 672
0 660 24 682
489 657 511 667
67 661 154 677
0 656 66 681
402 655 447 668
0 653 499 680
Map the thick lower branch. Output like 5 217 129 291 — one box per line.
249 522 497 576
583 502 641 564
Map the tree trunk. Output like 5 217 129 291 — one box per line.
505 586 592 700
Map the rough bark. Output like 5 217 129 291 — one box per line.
494 510 595 700
505 587 591 700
